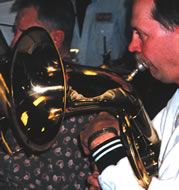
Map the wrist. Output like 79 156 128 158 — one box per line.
90 136 126 173
90 132 117 150
88 127 118 150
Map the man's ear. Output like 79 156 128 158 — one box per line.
50 30 64 49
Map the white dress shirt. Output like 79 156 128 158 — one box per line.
98 89 179 190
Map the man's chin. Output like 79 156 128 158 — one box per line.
152 73 172 84
150 71 165 83
150 70 159 79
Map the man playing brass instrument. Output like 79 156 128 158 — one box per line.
80 0 179 189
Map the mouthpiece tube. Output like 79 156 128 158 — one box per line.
126 62 146 81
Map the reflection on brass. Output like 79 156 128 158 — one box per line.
33 96 46 106
41 127 45 133
21 111 29 126
47 66 57 77
69 87 127 102
0 27 159 189
83 70 98 76
48 108 63 120
0 27 67 153
0 74 10 114
32 84 64 94
0 131 13 155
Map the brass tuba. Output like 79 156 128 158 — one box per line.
0 27 160 188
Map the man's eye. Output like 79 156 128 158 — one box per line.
135 30 142 38
135 31 147 42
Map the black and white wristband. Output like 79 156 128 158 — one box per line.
90 136 126 173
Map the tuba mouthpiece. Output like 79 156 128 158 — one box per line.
126 61 146 81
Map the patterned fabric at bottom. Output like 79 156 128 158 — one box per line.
0 114 97 190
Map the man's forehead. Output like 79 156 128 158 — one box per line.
133 0 153 4
130 0 155 30
132 0 154 11
132 0 154 20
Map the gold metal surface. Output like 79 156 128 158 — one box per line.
0 27 160 189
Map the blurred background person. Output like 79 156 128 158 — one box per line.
70 0 132 67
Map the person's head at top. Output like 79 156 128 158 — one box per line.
10 0 75 58
128 0 179 85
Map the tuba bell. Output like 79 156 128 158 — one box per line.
0 26 160 188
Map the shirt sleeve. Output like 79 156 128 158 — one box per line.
98 157 144 190
148 176 179 190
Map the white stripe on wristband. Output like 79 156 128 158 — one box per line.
92 138 123 162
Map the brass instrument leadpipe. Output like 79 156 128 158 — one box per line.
126 62 146 81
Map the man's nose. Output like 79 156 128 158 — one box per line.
128 36 141 53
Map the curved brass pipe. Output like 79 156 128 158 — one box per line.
0 26 160 188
